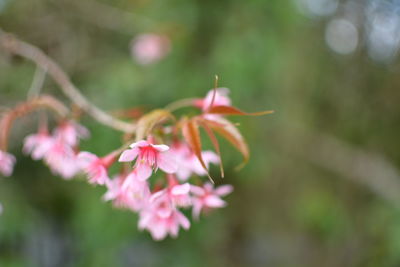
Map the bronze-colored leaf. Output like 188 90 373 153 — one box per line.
135 109 174 141
181 118 214 183
198 119 224 178
203 117 249 169
207 105 274 116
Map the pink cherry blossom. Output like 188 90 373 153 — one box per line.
191 182 233 219
0 150 16 177
139 208 190 241
103 172 151 211
103 174 132 209
151 175 192 207
136 175 191 240
23 130 54 160
121 169 151 211
23 123 81 179
54 120 89 147
139 191 190 241
119 140 177 180
194 88 231 111
169 142 220 181
131 33 171 65
78 152 116 185
44 138 79 179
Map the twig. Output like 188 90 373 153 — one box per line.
165 98 196 112
27 65 47 100
0 29 136 133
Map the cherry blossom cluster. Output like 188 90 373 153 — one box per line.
0 30 273 237
0 85 272 239
24 120 89 179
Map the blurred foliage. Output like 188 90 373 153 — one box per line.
1 0 400 266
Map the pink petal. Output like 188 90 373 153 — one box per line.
176 167 192 181
88 167 109 185
169 222 179 238
190 185 205 196
192 201 203 220
215 185 234 196
157 207 172 219
171 183 191 195
31 141 53 160
157 152 177 173
135 163 153 181
129 140 149 148
152 144 169 152
202 151 220 164
151 224 168 241
118 148 139 162
150 190 165 202
204 183 214 192
203 88 231 111
177 211 190 230
138 212 152 230
205 195 226 208
77 151 97 168
0 151 16 177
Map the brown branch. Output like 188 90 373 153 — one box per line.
0 29 136 133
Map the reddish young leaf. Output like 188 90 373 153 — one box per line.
198 119 225 178
181 118 214 183
207 105 274 116
203 117 249 169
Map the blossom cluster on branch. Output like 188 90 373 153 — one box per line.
0 31 273 240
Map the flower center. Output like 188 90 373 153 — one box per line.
139 146 158 167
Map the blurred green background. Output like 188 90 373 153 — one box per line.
1 0 400 266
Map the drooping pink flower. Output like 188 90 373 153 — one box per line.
151 175 192 207
138 192 190 240
0 150 16 177
103 172 151 211
78 152 116 185
194 88 231 111
137 175 191 240
139 208 190 241
167 182 192 207
44 138 79 179
119 140 177 180
170 142 220 181
23 130 54 160
54 120 89 147
103 174 131 208
191 182 233 219
131 33 171 65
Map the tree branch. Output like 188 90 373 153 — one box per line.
0 29 136 133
